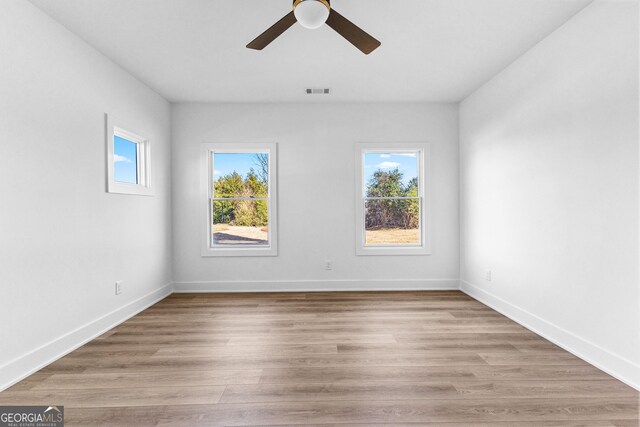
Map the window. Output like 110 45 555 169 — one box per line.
202 143 278 257
114 135 138 184
355 143 431 256
106 114 152 196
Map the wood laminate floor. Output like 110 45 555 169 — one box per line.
1 291 638 426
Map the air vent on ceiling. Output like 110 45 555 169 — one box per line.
306 88 331 95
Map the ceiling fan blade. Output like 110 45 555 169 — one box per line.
325 9 381 55
247 11 297 50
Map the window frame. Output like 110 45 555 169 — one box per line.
355 142 431 256
106 114 153 196
201 142 278 257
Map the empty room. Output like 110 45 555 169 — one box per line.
0 0 639 425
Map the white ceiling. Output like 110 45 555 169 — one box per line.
29 0 591 103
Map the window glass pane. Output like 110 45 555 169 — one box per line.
363 152 419 197
213 153 269 198
365 199 420 246
114 136 138 184
212 200 269 246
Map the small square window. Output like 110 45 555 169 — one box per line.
106 114 153 196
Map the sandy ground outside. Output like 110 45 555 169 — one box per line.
213 224 268 245
365 228 420 245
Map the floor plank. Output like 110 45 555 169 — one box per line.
62 399 638 426
0 386 224 408
29 370 263 390
0 291 636 426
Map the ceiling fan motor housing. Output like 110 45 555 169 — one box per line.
293 0 330 11
293 0 331 29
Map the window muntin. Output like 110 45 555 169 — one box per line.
356 143 430 256
363 152 421 247
202 144 278 257
211 152 270 247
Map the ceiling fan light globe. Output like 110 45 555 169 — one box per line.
294 0 330 30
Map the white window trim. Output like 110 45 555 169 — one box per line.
355 142 432 256
201 142 278 257
105 114 153 196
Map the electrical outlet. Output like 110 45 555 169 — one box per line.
115 281 123 295
485 271 492 282
324 260 333 271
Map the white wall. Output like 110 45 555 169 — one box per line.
172 103 459 291
460 0 639 388
0 0 172 389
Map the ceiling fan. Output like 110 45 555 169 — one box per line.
247 0 381 55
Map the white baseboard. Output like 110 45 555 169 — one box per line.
460 280 640 391
0 283 173 392
173 279 460 293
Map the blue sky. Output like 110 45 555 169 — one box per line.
213 153 267 179
364 152 418 192
114 136 138 184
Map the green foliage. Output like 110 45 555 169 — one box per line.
245 169 267 198
232 199 268 227
367 169 405 198
366 168 419 230
213 165 269 227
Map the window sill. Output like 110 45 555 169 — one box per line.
107 182 154 196
201 247 278 257
356 246 431 256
